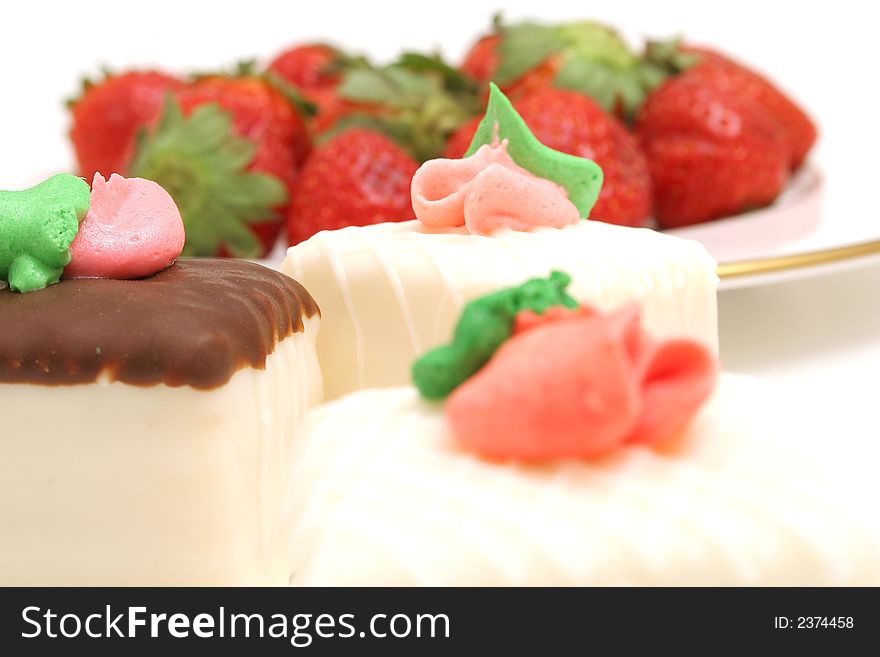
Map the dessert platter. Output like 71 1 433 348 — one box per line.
2 78 878 586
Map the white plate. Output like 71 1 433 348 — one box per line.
667 165 880 290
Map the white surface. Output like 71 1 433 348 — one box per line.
0 322 323 586
719 261 880 415
284 219 718 399
289 375 880 586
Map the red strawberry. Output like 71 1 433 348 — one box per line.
459 19 665 119
308 92 389 136
442 116 481 159
684 49 816 169
461 34 501 82
266 43 390 139
69 71 184 179
130 75 311 257
175 76 311 178
286 129 419 245
444 88 652 227
636 73 790 228
267 44 342 95
645 41 817 170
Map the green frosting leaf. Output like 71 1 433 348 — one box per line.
0 174 90 293
464 84 603 218
130 96 287 257
412 271 578 400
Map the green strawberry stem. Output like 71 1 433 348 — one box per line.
130 96 287 257
330 59 480 162
492 17 672 119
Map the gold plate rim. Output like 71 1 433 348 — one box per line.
717 239 880 280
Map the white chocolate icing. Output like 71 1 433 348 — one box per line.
0 318 322 586
283 220 718 400
288 375 880 586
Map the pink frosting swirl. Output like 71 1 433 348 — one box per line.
446 305 718 461
66 173 185 280
410 140 580 235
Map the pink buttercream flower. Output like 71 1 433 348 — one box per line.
66 173 185 279
411 140 580 235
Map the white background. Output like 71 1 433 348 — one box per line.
2 0 880 435
2 0 877 189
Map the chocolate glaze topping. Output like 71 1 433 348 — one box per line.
0 259 319 389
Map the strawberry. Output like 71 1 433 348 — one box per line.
69 71 184 179
267 44 343 95
286 129 419 245
460 34 501 83
687 52 816 169
129 75 311 257
175 75 311 178
267 44 354 134
459 18 666 119
444 87 652 227
266 43 398 140
636 72 790 228
646 42 817 169
442 116 481 160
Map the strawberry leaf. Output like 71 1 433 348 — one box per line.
644 38 701 75
263 70 317 116
129 96 287 257
554 58 617 111
335 67 424 108
333 61 478 161
495 22 566 83
396 52 479 96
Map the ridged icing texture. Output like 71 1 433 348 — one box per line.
288 376 880 586
411 141 580 234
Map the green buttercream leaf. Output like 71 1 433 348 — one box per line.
130 96 287 257
412 271 578 400
464 84 603 218
0 173 90 293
